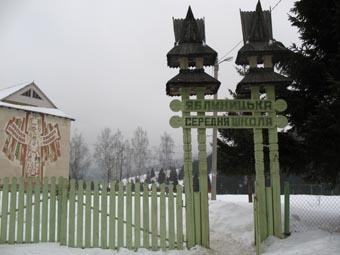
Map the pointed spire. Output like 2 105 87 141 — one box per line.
249 0 269 42
179 6 202 43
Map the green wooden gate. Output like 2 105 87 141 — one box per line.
0 176 186 251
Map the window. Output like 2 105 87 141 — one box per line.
22 90 31 97
32 90 42 100
21 89 42 100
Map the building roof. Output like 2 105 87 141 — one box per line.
166 69 220 96
0 81 74 120
167 6 217 68
236 68 292 94
236 0 289 65
0 101 74 120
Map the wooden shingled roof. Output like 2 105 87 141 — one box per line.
166 69 220 96
236 68 292 94
167 7 217 68
236 0 289 65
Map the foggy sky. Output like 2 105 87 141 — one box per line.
0 0 300 158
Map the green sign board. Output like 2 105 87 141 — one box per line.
170 115 288 129
170 99 287 113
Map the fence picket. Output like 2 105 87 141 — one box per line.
76 180 84 248
33 177 41 243
0 177 9 243
17 177 25 243
85 180 92 248
126 183 132 249
101 180 108 249
134 182 141 250
117 182 124 248
57 177 63 242
68 179 76 247
49 177 57 242
41 177 49 242
143 183 149 249
160 184 166 250
93 180 99 247
60 178 68 246
8 177 17 244
151 183 158 251
109 181 116 249
176 185 183 249
25 178 33 243
168 185 175 249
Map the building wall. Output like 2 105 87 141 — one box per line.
0 107 71 182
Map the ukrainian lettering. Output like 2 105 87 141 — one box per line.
184 99 274 112
183 116 275 128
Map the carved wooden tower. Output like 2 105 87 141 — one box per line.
166 7 220 248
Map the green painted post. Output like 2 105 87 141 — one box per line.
197 87 209 247
0 177 9 243
134 182 141 250
85 180 92 248
181 87 195 249
60 178 68 246
254 193 261 255
251 85 267 242
284 182 290 236
68 179 76 247
8 177 17 244
151 183 158 251
117 182 124 248
93 180 99 247
168 184 175 249
33 177 41 243
176 184 183 249
57 177 63 242
76 180 84 248
41 177 49 242
126 183 132 250
101 180 108 249
266 187 274 236
49 177 57 242
25 178 33 243
160 184 166 251
143 183 150 249
266 85 283 238
194 192 201 245
109 181 116 250
17 177 25 243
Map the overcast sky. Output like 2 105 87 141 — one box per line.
0 0 300 158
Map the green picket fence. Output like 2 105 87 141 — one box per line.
0 177 185 251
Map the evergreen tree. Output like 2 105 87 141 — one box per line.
178 166 184 180
158 168 166 184
169 168 179 186
277 0 340 184
150 168 156 178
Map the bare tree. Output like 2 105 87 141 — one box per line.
123 140 133 179
158 132 175 170
111 129 130 181
69 130 91 181
94 128 116 182
131 126 150 177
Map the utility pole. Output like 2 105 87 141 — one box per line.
211 57 232 200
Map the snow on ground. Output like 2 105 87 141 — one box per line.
1 195 339 255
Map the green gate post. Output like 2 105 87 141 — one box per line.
251 85 267 242
197 87 210 247
266 84 283 238
181 87 195 249
284 182 290 236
